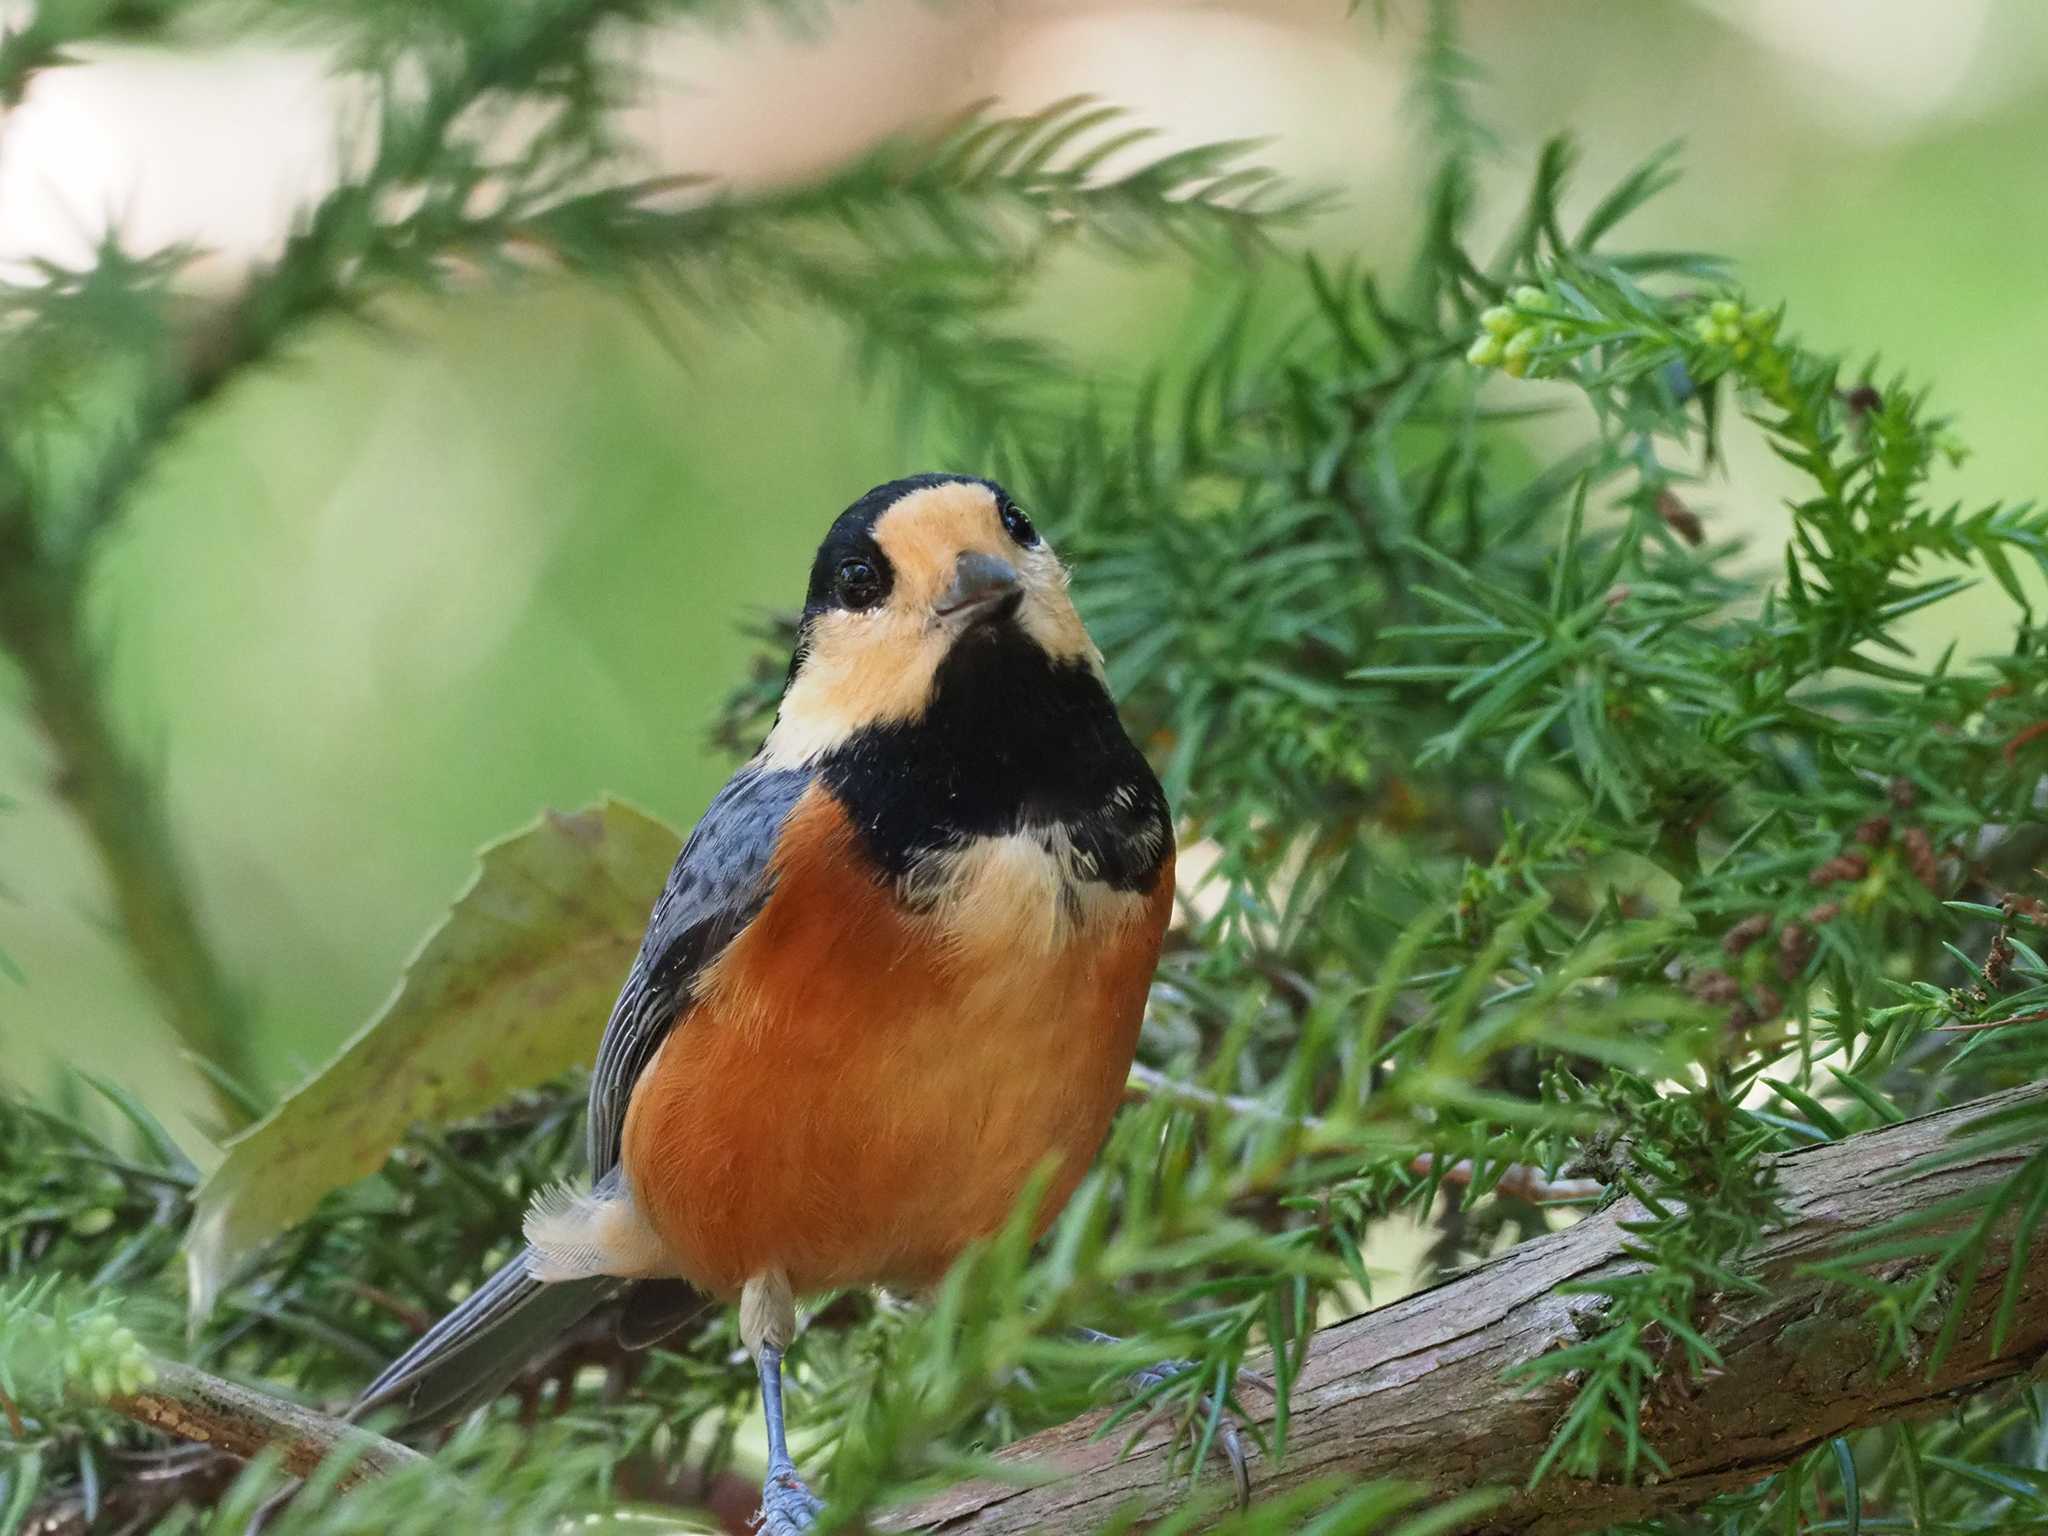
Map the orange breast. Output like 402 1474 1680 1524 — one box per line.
620 785 1171 1300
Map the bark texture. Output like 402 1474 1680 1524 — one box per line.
903 1083 2048 1535
103 1358 425 1489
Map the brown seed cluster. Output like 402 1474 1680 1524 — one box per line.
1809 803 1945 894
1687 962 1786 1035
1694 791 1950 1035
1899 827 1939 889
1984 929 2016 993
1720 914 1770 956
1809 851 1869 888
1946 896 2044 1021
1658 488 1705 547
1687 968 1743 1006
1777 923 1816 979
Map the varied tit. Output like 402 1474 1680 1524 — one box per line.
360 474 1177 1532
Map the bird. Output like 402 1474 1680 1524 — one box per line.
358 473 1178 1533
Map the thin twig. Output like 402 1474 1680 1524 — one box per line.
336 1279 436 1334
1123 1063 1327 1129
1938 1007 2048 1035
1126 1068 1608 1205
1409 1153 1606 1205
22 1446 239 1536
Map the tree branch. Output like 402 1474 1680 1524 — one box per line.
45 1088 2047 1530
899 1082 2048 1535
101 1357 425 1489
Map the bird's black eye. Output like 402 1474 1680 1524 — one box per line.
834 557 883 610
998 500 1039 548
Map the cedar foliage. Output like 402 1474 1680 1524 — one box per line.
5 1 2048 1532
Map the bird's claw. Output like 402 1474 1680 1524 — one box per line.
752 1462 823 1535
1121 1358 1272 1512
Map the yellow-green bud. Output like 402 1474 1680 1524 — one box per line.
1502 352 1530 378
1512 285 1547 310
1716 321 1742 346
1710 298 1742 325
1692 315 1720 344
1731 339 1752 361
1479 305 1517 336
1502 327 1538 362
1467 334 1503 368
64 1311 154 1399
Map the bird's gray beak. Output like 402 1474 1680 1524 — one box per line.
936 551 1021 619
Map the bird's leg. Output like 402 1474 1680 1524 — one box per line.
1073 1326 1271 1510
754 1343 822 1535
743 1272 820 1535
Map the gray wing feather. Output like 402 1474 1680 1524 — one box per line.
585 762 811 1176
359 770 808 1432
356 1258 613 1428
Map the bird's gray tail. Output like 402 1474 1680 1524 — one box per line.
355 1249 615 1433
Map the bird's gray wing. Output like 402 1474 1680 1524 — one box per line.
586 760 812 1178
359 764 810 1430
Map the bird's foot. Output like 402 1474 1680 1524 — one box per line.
753 1460 823 1536
1090 1335 1273 1512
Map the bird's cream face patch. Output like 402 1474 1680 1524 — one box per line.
763 480 1098 768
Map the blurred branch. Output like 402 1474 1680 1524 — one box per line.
900 1084 2048 1536
0 515 251 1105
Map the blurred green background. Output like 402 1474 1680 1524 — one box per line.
7 0 2048 1152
